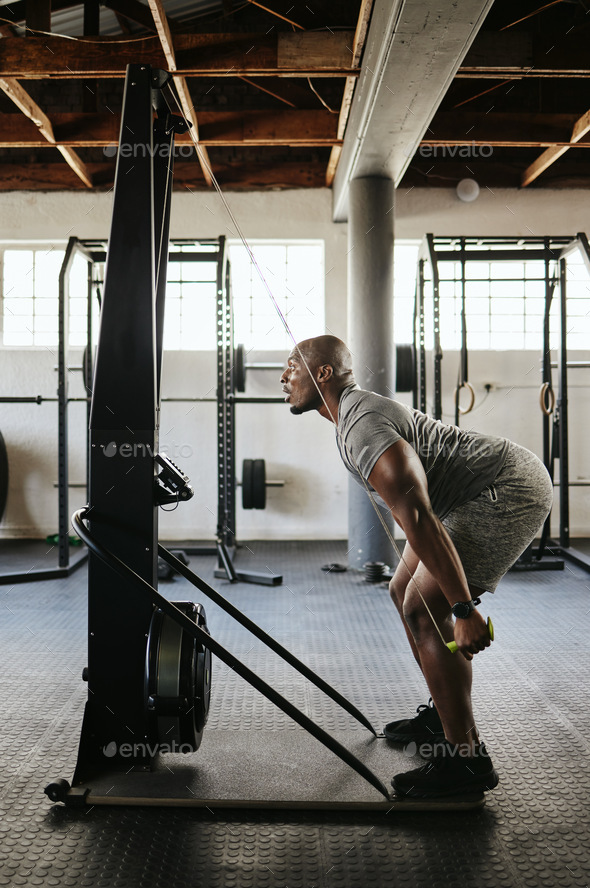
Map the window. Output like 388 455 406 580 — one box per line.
395 240 590 351
160 240 326 351
163 244 218 351
229 240 325 351
2 248 63 346
1 245 94 348
393 241 421 344
1 240 326 352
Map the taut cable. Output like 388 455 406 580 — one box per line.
164 82 450 649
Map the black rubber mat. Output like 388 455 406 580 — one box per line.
2 540 590 886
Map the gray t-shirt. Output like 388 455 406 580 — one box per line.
336 385 509 519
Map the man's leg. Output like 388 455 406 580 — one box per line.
384 546 446 744
402 560 483 751
389 545 422 668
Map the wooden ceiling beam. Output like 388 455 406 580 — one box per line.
0 77 92 187
455 70 590 79
419 111 588 147
325 0 374 186
237 76 296 108
146 0 212 185
0 33 356 78
522 107 590 186
0 110 340 147
0 160 327 191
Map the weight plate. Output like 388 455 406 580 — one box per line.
242 458 254 509
0 430 8 523
242 458 267 509
396 344 416 393
82 345 94 395
252 459 266 509
233 343 247 393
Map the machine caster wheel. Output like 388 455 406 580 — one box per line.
44 778 71 803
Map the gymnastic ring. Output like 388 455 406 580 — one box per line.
539 382 555 416
454 381 475 415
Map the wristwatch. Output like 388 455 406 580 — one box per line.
451 597 481 619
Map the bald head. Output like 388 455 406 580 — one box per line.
294 335 354 382
281 335 355 420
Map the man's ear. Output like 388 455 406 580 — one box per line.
317 363 334 382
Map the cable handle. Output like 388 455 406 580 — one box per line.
447 616 494 654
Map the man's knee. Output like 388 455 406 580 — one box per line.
402 594 433 638
389 574 407 613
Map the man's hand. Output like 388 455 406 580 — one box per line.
452 609 492 661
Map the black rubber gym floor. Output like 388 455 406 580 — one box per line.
1 539 590 887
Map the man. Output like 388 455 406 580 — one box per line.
280 335 553 799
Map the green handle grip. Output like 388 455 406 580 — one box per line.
447 616 494 654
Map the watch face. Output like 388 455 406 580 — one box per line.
453 601 473 618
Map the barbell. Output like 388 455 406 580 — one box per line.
232 344 284 394
238 458 285 510
232 343 417 394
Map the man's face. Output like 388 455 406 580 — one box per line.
280 348 321 415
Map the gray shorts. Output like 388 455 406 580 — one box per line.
442 443 554 592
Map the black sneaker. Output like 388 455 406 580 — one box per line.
383 698 445 743
391 741 499 799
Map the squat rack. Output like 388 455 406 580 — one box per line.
0 236 96 584
415 233 590 573
0 231 283 584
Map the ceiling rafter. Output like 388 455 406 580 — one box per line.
245 0 305 30
238 75 297 108
0 77 92 187
325 0 374 187
521 108 590 186
0 160 327 191
0 109 341 147
146 0 212 186
0 32 356 78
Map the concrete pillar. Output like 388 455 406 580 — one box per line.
346 176 396 570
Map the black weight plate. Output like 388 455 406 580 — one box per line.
396 343 416 393
0 429 8 523
233 343 247 393
252 459 266 509
242 458 254 509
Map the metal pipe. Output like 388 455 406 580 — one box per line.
550 362 590 369
244 362 284 370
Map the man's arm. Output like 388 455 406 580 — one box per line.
367 440 492 657
367 439 473 607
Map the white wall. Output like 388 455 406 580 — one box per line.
0 186 589 540
0 189 350 541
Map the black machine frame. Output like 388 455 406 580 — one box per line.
415 233 590 573
44 63 392 809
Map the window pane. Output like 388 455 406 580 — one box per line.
229 240 325 351
4 251 34 298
